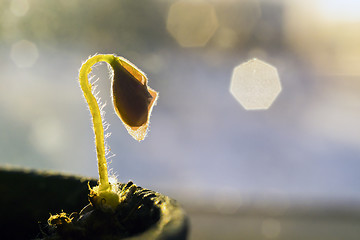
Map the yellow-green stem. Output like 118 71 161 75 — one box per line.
79 54 116 192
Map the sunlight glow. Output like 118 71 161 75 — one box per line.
10 40 39 68
316 0 360 22
285 1 360 76
29 117 66 155
166 0 218 47
10 0 30 17
230 59 281 110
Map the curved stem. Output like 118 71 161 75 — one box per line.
79 54 116 192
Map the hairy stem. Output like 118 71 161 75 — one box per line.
79 54 116 192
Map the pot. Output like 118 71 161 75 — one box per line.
0 168 188 240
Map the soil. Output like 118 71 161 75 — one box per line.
0 168 188 240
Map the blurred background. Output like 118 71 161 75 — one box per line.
1 0 360 239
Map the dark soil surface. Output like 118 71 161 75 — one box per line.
0 168 188 240
0 168 96 239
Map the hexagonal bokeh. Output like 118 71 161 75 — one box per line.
166 1 218 47
230 59 281 110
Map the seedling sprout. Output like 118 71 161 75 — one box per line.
78 54 158 211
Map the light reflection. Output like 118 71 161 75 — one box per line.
316 0 360 22
166 0 218 47
212 0 261 49
284 1 360 76
10 40 39 68
29 117 66 156
230 58 281 110
10 0 30 17
248 47 268 59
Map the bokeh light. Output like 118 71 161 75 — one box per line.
166 0 218 47
29 117 67 156
10 0 30 17
10 40 39 68
284 0 360 76
1 1 360 239
212 0 261 50
230 58 281 110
